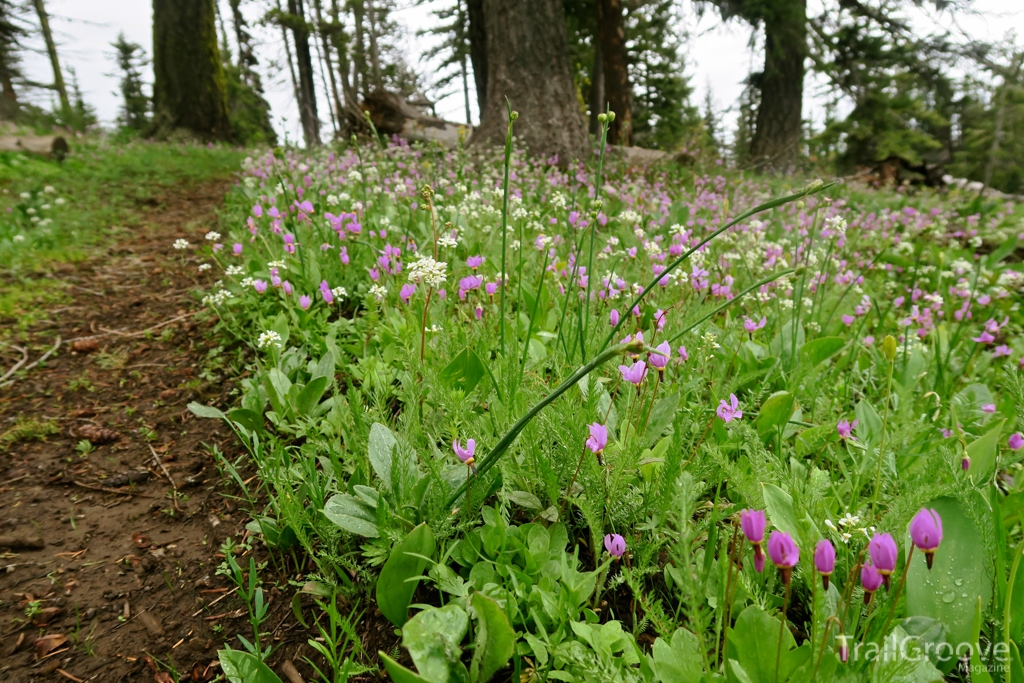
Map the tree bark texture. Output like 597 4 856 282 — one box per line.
749 0 806 169
588 36 604 136
287 0 321 146
32 0 69 113
466 0 487 112
474 0 588 162
0 54 17 122
596 0 630 145
152 0 232 139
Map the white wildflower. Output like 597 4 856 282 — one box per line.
225 265 244 276
205 231 221 241
268 260 286 270
12 234 25 242
331 286 348 300
257 330 283 349
407 255 448 288
369 284 387 300
198 263 212 272
173 239 190 250
438 234 458 248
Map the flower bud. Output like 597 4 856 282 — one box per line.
882 335 897 361
598 113 607 123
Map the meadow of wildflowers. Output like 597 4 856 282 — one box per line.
189 123 1024 682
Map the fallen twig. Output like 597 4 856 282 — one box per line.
0 337 60 387
0 345 29 383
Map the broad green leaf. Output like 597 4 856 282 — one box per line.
854 399 883 446
967 419 1005 483
1008 539 1024 644
970 596 995 683
725 606 808 683
369 422 398 491
228 408 264 433
762 483 806 541
269 312 290 348
403 604 470 683
188 402 226 420
379 652 434 683
872 625 945 683
651 628 703 683
799 336 845 366
323 493 379 537
906 497 993 649
470 592 515 683
898 616 954 674
756 391 794 437
507 490 542 510
795 424 835 457
313 351 335 379
377 523 436 626
218 649 284 683
295 376 329 416
439 347 487 394
644 391 680 447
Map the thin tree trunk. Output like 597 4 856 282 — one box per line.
466 0 486 112
749 0 806 169
0 54 18 121
312 0 343 129
475 0 588 162
330 0 355 112
367 0 381 89
275 0 303 130
588 37 604 136
287 0 321 146
597 0 630 145
458 0 472 125
352 0 367 96
312 22 337 133
31 0 69 114
152 0 232 139
228 0 250 84
983 54 1023 190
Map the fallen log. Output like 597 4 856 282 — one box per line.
361 90 469 148
0 134 68 160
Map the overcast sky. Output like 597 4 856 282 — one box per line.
18 0 1024 144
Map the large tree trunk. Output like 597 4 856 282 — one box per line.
32 0 69 114
749 0 806 169
151 0 232 139
474 0 588 162
465 0 487 112
596 0 630 145
287 0 321 146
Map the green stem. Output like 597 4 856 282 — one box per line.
445 340 640 508
869 356 895 519
499 100 516 357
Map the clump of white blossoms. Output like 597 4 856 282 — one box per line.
257 330 283 349
198 263 212 272
225 265 244 276
205 231 221 241
268 260 287 270
173 239 190 250
332 286 348 299
369 284 387 300
438 234 458 248
202 289 230 306
407 255 448 288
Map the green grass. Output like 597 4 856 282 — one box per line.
0 139 245 273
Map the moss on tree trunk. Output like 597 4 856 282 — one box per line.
152 0 233 140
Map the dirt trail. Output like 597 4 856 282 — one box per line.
0 179 255 682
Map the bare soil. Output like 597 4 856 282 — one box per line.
0 179 266 683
